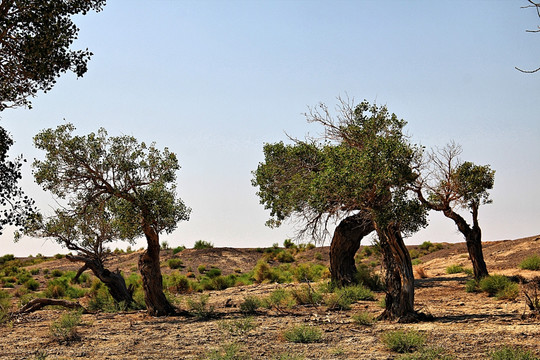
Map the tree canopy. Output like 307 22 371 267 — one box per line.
33 123 190 315
0 0 105 111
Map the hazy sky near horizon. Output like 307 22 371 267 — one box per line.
1 0 539 256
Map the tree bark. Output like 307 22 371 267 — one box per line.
138 226 176 316
376 224 419 322
329 213 374 286
442 207 489 280
17 298 87 314
67 254 133 305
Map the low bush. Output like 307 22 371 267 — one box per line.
326 284 375 310
0 290 11 325
276 250 295 263
446 264 465 274
479 275 519 299
382 330 426 353
193 240 214 249
172 245 186 255
49 310 82 343
187 294 215 319
262 288 295 311
283 324 322 343
352 311 376 326
465 279 479 293
239 296 261 314
397 347 454 360
489 346 539 360
520 255 540 271
24 278 40 291
355 264 384 290
290 285 322 306
168 258 184 269
166 272 193 293
219 317 257 336
293 263 326 282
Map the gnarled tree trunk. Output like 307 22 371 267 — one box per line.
139 226 176 316
67 254 133 305
330 213 374 286
377 224 418 322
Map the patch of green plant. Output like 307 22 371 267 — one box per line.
44 276 86 299
204 342 248 360
0 254 15 265
54 253 64 259
283 239 296 249
488 346 539 360
206 267 222 278
0 290 11 325
160 241 170 250
352 311 376 326
293 262 326 282
520 255 540 271
219 316 257 336
262 288 296 311
445 264 465 274
172 245 186 254
187 294 215 319
355 264 384 290
168 258 184 269
276 250 295 263
272 354 305 360
51 269 63 277
253 260 280 283
409 249 421 259
283 324 322 343
397 347 454 360
411 259 422 266
479 275 519 299
166 272 193 293
418 241 433 251
239 296 261 314
24 278 40 291
49 310 82 343
465 279 479 293
194 240 214 249
290 285 323 306
326 283 375 310
382 330 426 353
30 268 40 275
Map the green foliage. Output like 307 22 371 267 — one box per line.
44 276 86 299
51 269 63 277
204 342 248 360
0 290 11 325
283 324 322 343
325 284 375 310
239 296 261 314
187 294 215 319
165 272 193 293
355 264 384 290
290 285 323 306
24 278 40 291
49 310 82 343
276 250 295 263
520 255 540 271
479 275 519 299
418 241 433 251
194 240 214 249
466 279 479 293
0 254 15 265
446 264 465 274
219 317 257 336
293 263 327 282
172 245 186 254
283 239 295 249
168 258 184 269
198 265 206 274
382 330 426 353
489 347 539 360
352 311 376 326
262 288 295 310
160 241 170 250
206 267 222 278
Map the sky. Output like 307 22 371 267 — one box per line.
1 0 539 256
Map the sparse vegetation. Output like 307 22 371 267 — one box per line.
168 258 184 269
352 311 376 326
283 324 322 343
219 317 257 336
382 330 426 353
446 264 465 274
397 347 454 360
194 240 214 249
187 294 215 319
479 275 520 300
49 310 82 343
488 346 539 360
520 255 540 271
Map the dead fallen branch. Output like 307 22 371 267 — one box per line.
16 298 87 315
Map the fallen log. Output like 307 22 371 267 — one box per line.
16 298 87 314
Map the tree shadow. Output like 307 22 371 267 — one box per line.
434 312 518 323
415 276 468 288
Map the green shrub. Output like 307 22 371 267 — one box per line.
489 346 539 360
172 245 186 254
187 294 215 319
160 241 170 250
198 264 206 273
193 240 214 249
263 288 295 310
0 254 15 265
30 268 40 275
54 253 64 259
51 269 63 277
520 255 540 271
283 324 322 343
219 317 257 336
293 263 326 282
418 241 433 251
206 267 222 278
355 264 384 290
253 260 277 283
446 264 465 274
44 277 86 299
479 275 518 299
87 282 128 312
465 279 479 293
276 250 295 263
204 342 247 360
24 278 40 291
409 249 421 259
314 252 323 261
166 272 192 293
352 311 376 326
49 310 82 343
326 284 375 310
239 296 261 314
168 258 184 269
283 239 295 249
382 330 426 353
0 290 11 324
495 282 520 300
290 285 323 306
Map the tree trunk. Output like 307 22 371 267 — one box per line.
465 227 489 280
67 255 133 305
377 224 419 322
329 213 374 286
138 226 176 316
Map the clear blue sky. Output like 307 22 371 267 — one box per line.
2 0 539 256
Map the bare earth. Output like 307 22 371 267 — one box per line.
1 236 539 359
